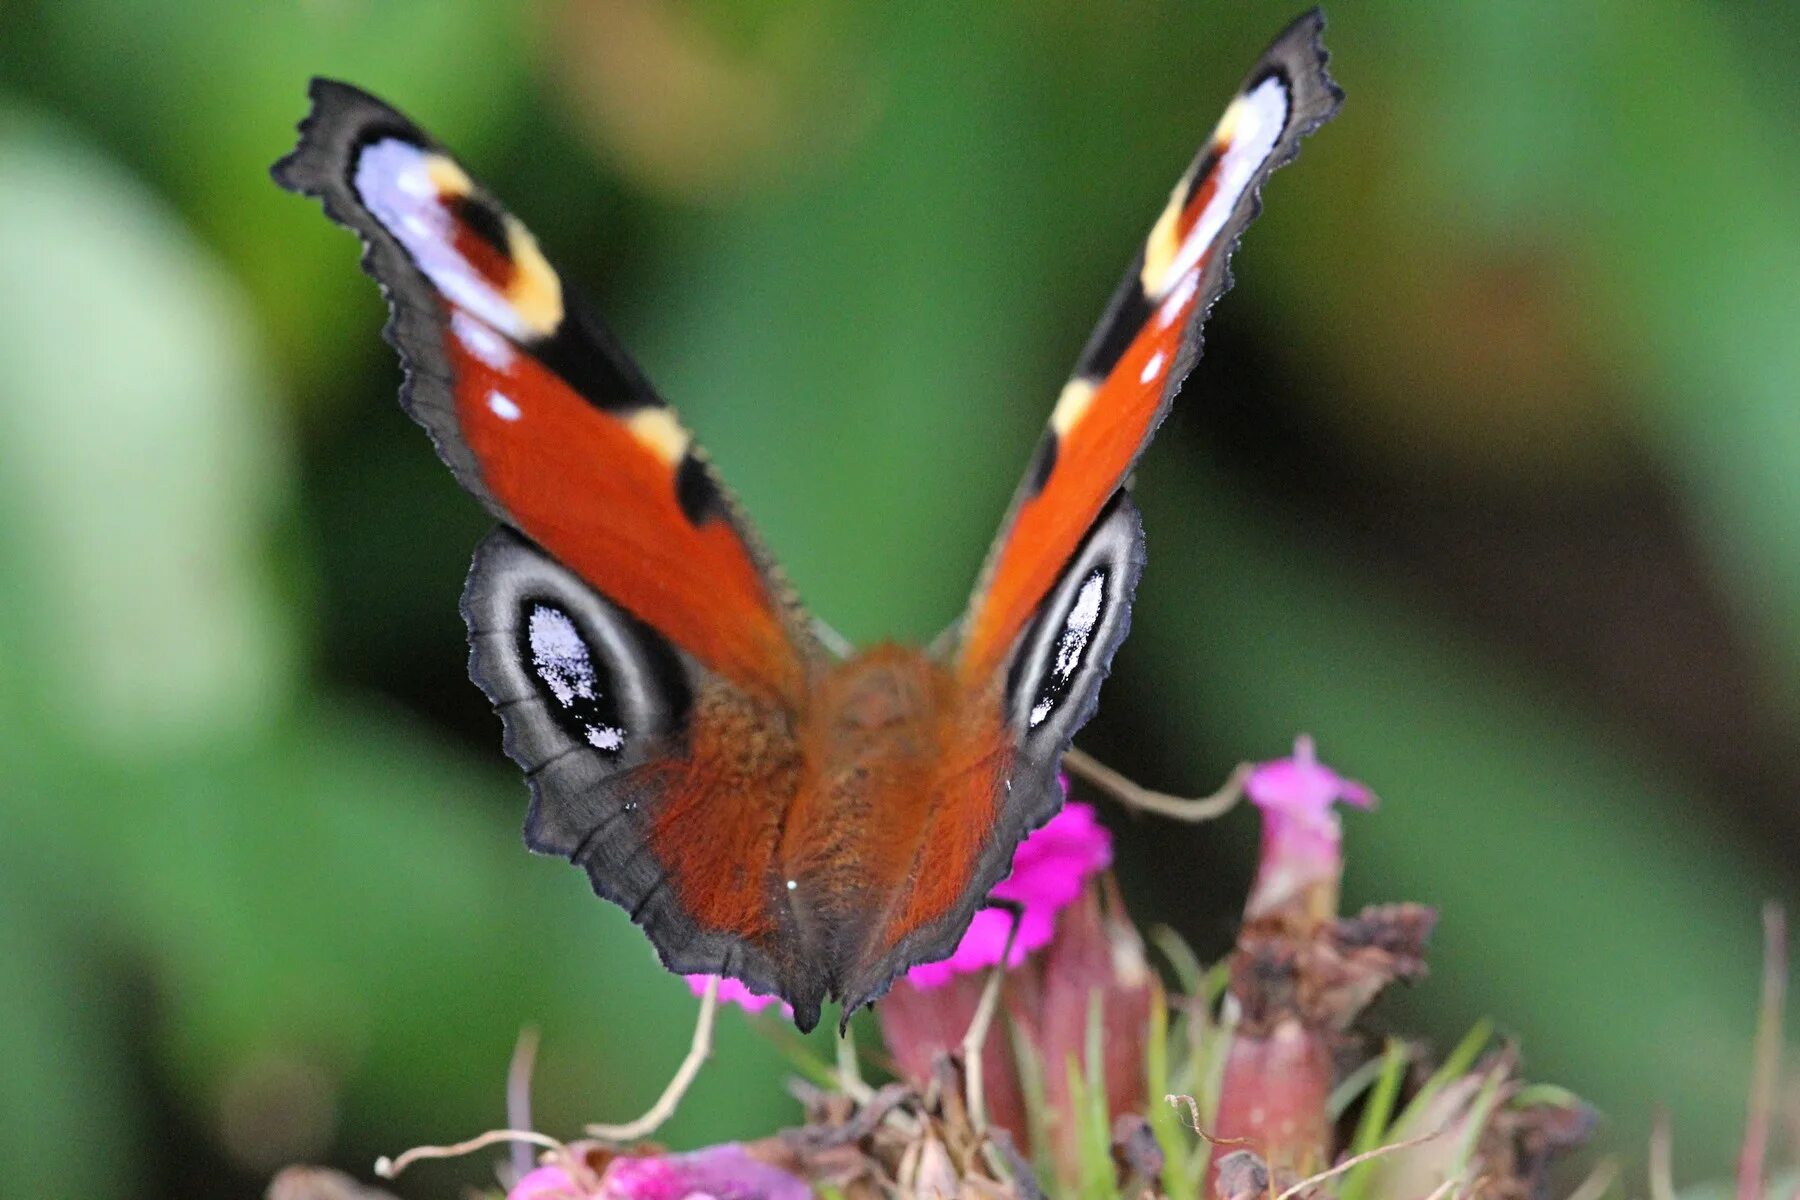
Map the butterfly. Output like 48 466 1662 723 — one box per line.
273 11 1339 1032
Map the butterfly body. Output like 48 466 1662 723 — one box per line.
276 11 1340 1030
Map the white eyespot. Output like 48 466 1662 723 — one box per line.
487 390 522 421
786 879 798 891
528 606 595 708
1140 350 1166 385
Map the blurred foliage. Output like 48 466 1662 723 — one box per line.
1 2 1796 1197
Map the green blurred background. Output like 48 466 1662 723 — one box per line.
2 2 1797 1196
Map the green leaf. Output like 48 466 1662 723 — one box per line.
1145 987 1194 1200
1338 1040 1412 1200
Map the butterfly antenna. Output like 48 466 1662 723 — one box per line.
1063 747 1251 823
586 975 719 1143
961 899 1023 1133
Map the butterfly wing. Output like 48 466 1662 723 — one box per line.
956 11 1342 684
860 13 1342 1000
274 80 811 699
841 13 1343 1015
275 81 836 1025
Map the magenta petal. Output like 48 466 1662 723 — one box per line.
1246 736 1372 830
1244 736 1372 919
598 1145 811 1200
684 975 790 1017
995 803 1113 907
509 1165 590 1200
904 800 1110 988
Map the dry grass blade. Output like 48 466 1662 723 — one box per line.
1064 749 1251 823
587 975 719 1142
837 1025 874 1104
1739 903 1788 1200
1565 1157 1621 1200
374 1128 564 1180
1649 1108 1676 1200
962 904 1022 1133
506 1026 541 1180
1270 1123 1452 1200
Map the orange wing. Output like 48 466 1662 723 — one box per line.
957 11 1342 682
277 82 840 1027
274 80 811 703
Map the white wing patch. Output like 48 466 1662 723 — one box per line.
528 604 627 752
1144 75 1291 300
1030 570 1106 729
529 605 595 706
486 390 522 421
354 138 555 342
452 309 515 371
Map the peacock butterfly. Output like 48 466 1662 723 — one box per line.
273 11 1340 1032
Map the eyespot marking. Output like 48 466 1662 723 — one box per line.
1028 568 1107 729
439 189 515 294
525 602 628 758
353 137 563 342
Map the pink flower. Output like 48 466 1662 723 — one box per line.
683 973 789 1016
1208 736 1391 1194
506 1145 810 1200
598 1145 811 1200
692 783 1110 1011
1005 879 1154 1180
510 1164 590 1200
874 789 1119 1159
1244 735 1373 920
905 794 1111 989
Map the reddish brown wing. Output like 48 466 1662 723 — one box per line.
275 81 835 1025
956 11 1342 683
273 80 811 703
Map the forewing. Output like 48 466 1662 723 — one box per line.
955 11 1341 682
276 82 833 1024
273 79 815 701
876 11 1341 1011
